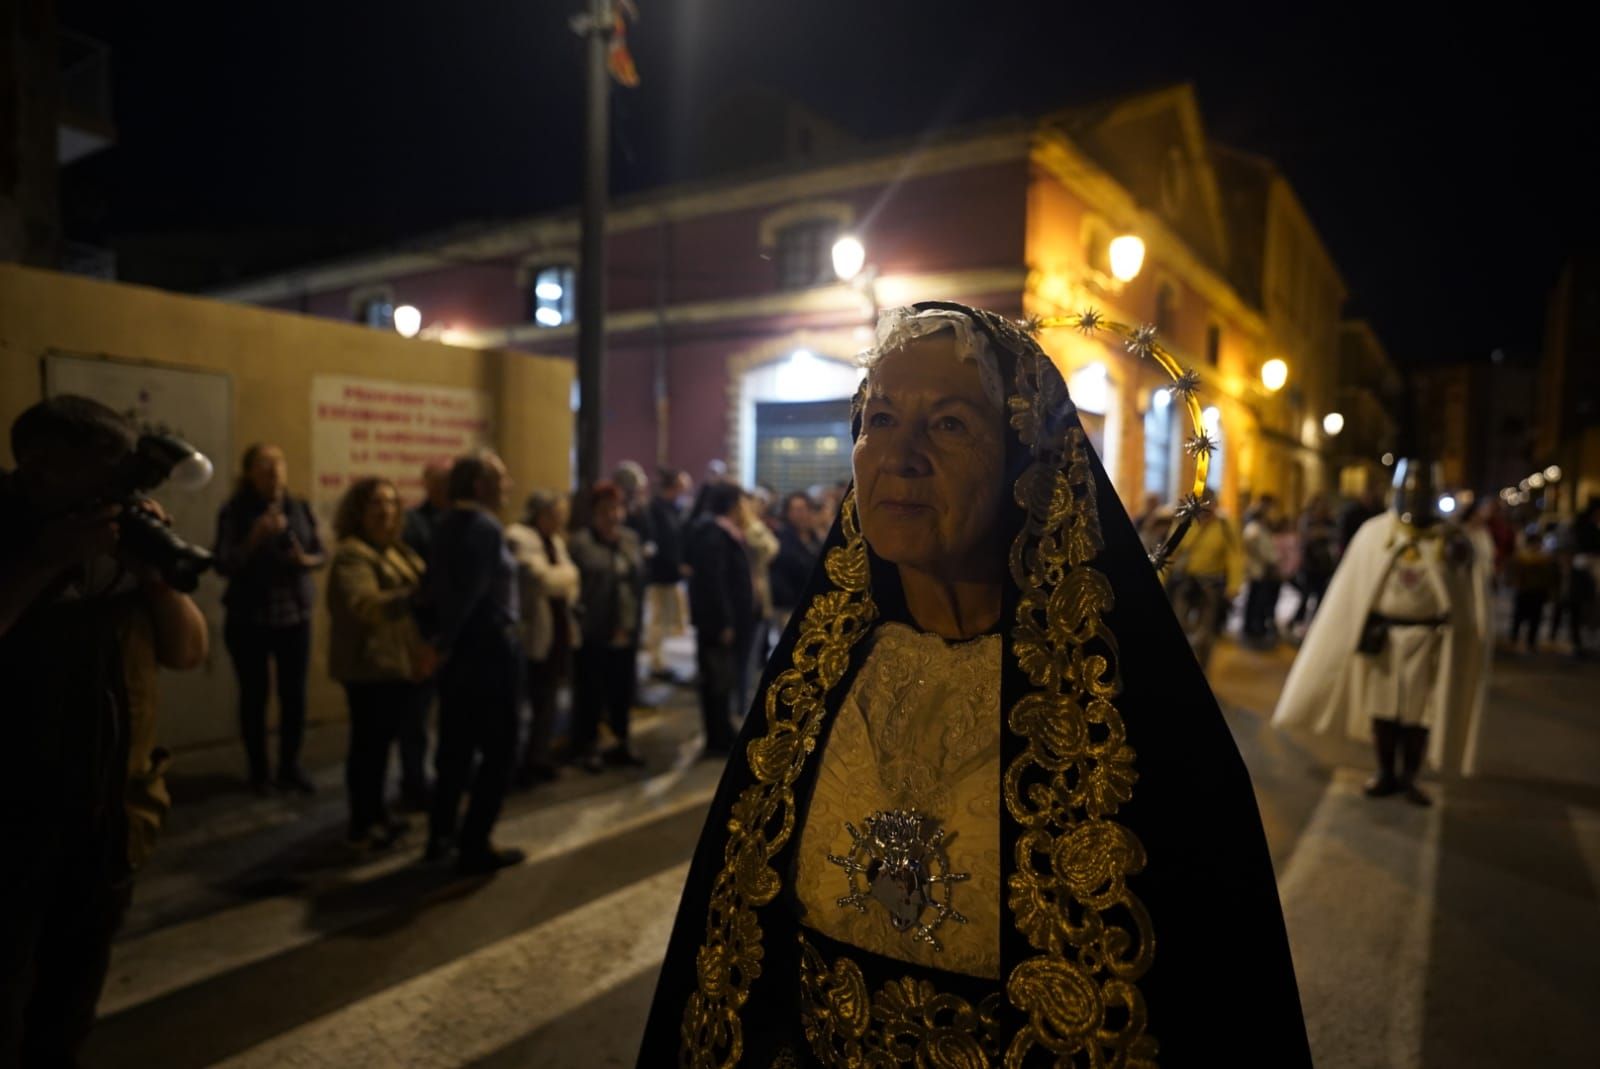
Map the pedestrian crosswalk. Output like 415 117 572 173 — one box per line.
211 864 690 1069
1276 768 1444 1069
86 686 1600 1069
99 757 722 1018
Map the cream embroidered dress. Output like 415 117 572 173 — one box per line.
793 622 1003 979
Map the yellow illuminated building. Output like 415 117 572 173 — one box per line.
1024 87 1350 517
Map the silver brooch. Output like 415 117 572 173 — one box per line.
827 809 969 951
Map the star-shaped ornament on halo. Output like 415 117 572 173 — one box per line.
1174 492 1213 522
1018 313 1045 337
1125 323 1158 359
1166 368 1201 400
1184 432 1217 459
1074 308 1103 335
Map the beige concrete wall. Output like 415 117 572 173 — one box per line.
0 264 572 751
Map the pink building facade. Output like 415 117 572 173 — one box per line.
218 89 1348 515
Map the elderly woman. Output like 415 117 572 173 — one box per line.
639 304 1310 1066
327 477 429 851
506 490 580 787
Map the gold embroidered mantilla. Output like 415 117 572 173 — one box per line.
679 326 1158 1067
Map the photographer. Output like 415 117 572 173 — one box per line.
0 395 207 1065
213 443 325 795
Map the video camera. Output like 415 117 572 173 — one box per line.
104 432 217 593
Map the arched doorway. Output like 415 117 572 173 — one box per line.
729 337 865 494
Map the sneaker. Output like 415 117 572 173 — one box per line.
1362 775 1400 798
1401 784 1433 807
456 845 527 875
347 823 404 855
274 767 317 796
603 745 647 769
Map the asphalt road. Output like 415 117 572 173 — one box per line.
82 628 1600 1068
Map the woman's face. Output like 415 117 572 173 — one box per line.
362 483 400 545
852 333 1007 581
593 497 623 539
249 445 287 500
535 497 570 536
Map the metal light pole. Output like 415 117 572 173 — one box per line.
574 0 612 488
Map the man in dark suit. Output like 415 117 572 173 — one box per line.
685 482 755 756
424 451 525 874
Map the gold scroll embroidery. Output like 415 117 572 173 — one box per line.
681 493 879 1067
1003 344 1158 1067
798 933 1004 1068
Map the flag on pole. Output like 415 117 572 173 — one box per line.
607 0 640 87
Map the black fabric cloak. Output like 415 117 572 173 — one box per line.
636 303 1311 1068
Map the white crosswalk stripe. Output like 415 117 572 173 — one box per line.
100 759 721 1017
1276 768 1443 1069
208 863 690 1069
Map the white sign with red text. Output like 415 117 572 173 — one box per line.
310 375 491 519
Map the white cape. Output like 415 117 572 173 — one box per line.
1271 512 1493 775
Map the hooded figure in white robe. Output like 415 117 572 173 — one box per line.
1272 460 1492 804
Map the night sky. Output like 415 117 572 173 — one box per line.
59 0 1598 368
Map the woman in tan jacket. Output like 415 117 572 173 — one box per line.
327 477 430 851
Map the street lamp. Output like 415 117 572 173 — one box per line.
831 235 866 282
1108 235 1145 283
393 304 422 338
832 233 879 323
1322 411 1345 436
1260 358 1288 393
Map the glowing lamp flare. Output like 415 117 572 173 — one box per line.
831 235 867 282
1438 495 1457 515
1545 465 1562 482
393 304 422 338
1260 358 1288 393
1322 412 1345 436
1529 473 1545 489
1108 235 1146 282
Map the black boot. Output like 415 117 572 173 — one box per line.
1398 726 1432 806
1363 718 1401 798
